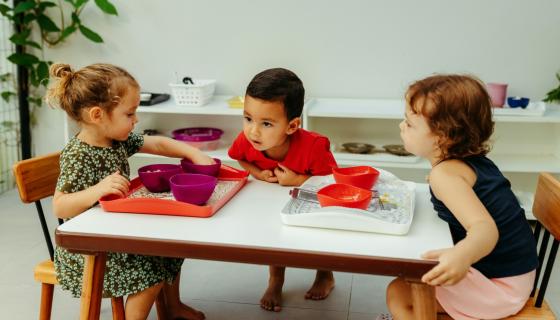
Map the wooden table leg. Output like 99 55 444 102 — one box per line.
80 253 107 320
409 281 437 320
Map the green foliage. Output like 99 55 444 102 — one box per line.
0 0 117 126
544 72 560 104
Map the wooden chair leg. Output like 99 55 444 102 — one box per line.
155 290 169 320
39 283 54 320
111 296 125 320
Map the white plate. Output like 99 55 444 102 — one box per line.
492 101 546 117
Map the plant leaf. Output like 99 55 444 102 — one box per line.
25 40 42 49
28 97 43 106
9 29 31 45
13 0 35 14
60 25 77 40
71 12 81 24
0 3 12 16
38 1 57 11
37 14 61 32
94 0 117 15
79 25 103 43
23 13 36 24
7 52 39 66
37 61 50 86
1 91 16 103
0 73 12 82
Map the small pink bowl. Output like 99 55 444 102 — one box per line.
170 173 218 205
138 164 183 193
180 158 221 177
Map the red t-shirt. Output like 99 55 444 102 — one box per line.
228 129 337 175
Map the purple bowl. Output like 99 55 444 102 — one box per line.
138 164 183 193
180 158 221 177
170 173 218 205
172 127 223 142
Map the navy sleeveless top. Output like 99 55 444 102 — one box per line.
429 156 538 278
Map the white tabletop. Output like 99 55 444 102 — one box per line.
57 179 452 261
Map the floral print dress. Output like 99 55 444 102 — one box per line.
54 132 183 298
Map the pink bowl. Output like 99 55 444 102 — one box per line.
170 173 218 205
180 158 221 177
172 127 223 141
332 166 380 190
138 164 183 193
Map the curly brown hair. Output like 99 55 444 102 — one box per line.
45 63 139 122
405 74 494 160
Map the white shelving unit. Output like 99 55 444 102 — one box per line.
302 98 560 220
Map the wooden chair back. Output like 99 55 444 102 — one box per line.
529 172 560 308
13 152 61 260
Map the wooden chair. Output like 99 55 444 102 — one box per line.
13 152 125 320
505 172 559 319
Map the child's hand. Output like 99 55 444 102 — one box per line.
421 247 470 286
190 152 215 165
259 169 278 183
95 171 130 198
274 164 304 186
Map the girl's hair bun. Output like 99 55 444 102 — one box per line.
50 63 73 79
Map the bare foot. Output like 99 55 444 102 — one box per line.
170 302 205 320
305 270 335 300
260 277 283 312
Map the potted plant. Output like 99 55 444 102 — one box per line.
544 72 560 105
0 0 118 159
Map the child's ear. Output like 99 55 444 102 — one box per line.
286 117 301 135
87 106 104 123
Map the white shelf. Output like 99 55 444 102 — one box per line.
488 154 560 173
304 98 560 123
134 146 234 162
333 152 560 173
305 98 405 119
138 95 243 116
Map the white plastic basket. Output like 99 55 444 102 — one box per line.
169 79 216 106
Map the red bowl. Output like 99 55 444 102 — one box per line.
332 166 380 190
317 183 372 210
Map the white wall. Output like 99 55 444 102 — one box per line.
35 0 560 155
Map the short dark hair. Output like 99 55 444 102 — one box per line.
245 68 305 121
406 74 494 159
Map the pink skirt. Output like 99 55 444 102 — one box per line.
436 267 535 320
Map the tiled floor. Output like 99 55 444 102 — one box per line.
0 188 558 319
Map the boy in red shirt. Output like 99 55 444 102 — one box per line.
228 68 338 312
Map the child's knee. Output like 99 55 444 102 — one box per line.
386 278 409 306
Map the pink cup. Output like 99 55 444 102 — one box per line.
486 83 508 107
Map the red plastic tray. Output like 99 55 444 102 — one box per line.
99 165 249 218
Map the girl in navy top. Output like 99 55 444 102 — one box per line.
385 75 537 320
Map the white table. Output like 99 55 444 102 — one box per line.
56 179 452 319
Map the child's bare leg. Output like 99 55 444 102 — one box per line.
164 273 205 320
387 277 445 319
125 282 163 320
305 270 335 300
260 266 285 312
386 277 413 319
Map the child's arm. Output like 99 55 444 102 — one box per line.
274 164 310 186
139 136 214 165
237 160 278 183
53 171 130 219
421 160 499 286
